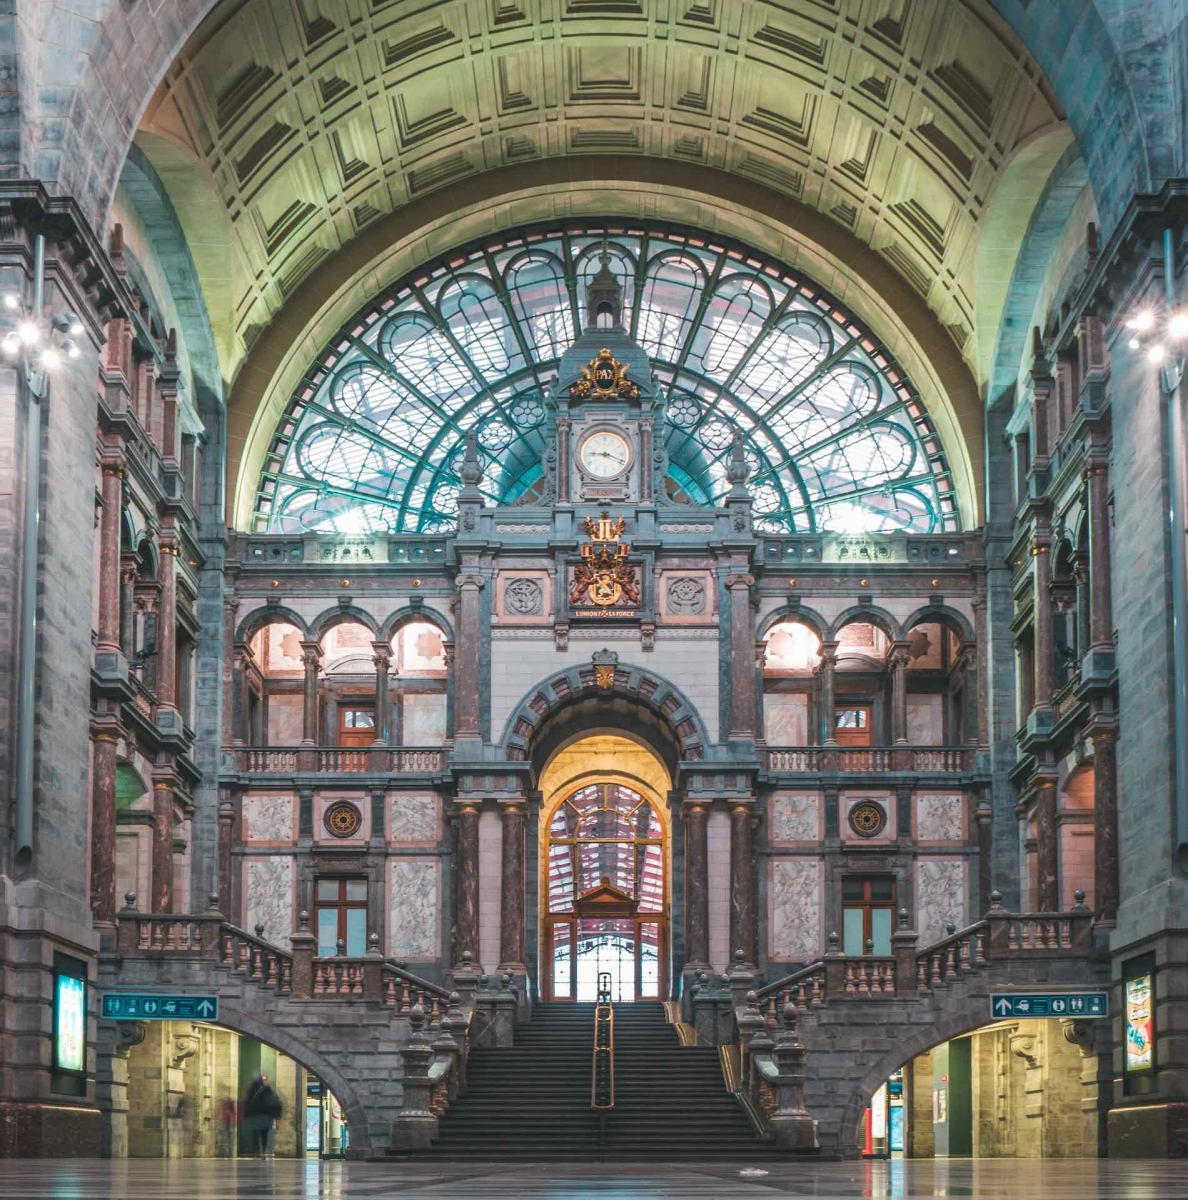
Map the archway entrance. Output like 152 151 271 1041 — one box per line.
543 782 667 1002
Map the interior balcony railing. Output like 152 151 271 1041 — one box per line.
763 745 977 775
232 745 447 774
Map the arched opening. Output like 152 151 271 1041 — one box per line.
537 734 672 1003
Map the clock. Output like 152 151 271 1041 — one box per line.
579 430 631 479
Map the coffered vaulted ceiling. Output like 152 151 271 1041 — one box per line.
139 0 1063 389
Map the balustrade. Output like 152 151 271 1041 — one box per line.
763 746 974 774
233 745 446 774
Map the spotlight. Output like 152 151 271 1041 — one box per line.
17 320 38 345
68 318 83 337
1129 311 1156 332
40 346 61 370
1148 344 1167 365
3 293 18 311
1171 312 1188 340
63 338 79 359
1129 337 1141 350
2 330 20 356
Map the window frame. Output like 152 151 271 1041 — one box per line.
313 877 370 957
841 876 897 955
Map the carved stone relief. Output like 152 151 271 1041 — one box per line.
504 577 544 616
667 576 706 615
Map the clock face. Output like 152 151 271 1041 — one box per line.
580 430 631 479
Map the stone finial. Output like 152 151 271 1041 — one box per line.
368 932 381 956
989 889 1005 911
500 973 512 991
745 990 758 1007
897 908 909 926
945 922 956 935
826 931 841 955
123 891 137 911
781 1003 798 1033
461 950 472 966
298 910 310 930
254 922 266 939
478 974 489 990
449 991 461 1006
336 937 345 956
458 429 483 497
727 431 750 487
1073 889 1087 910
735 949 746 964
409 1003 425 1033
865 939 874 955
207 892 221 911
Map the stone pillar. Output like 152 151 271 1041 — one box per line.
156 536 178 710
1086 464 1113 652
1034 529 1054 706
555 418 570 503
498 803 526 972
818 642 838 744
683 802 710 970
1073 559 1091 659
1091 727 1119 925
1035 777 1058 911
976 799 993 916
639 417 653 502
453 574 483 741
890 642 910 743
454 803 481 966
727 572 756 740
300 641 321 745
217 798 235 917
96 463 125 657
729 803 756 968
89 728 122 926
372 642 391 744
151 776 176 913
960 646 980 746
768 1004 816 1151
119 559 138 659
221 596 239 745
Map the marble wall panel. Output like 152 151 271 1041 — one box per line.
389 859 439 960
245 856 294 949
769 857 822 961
769 792 821 844
915 793 965 842
707 808 731 974
478 808 503 974
764 693 809 744
402 693 447 745
243 795 296 843
907 694 944 745
267 694 304 744
389 794 440 843
916 858 966 947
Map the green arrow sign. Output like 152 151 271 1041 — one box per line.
102 994 219 1021
989 992 1107 1019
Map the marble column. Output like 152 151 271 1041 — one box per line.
96 464 124 656
729 803 756 967
639 417 653 502
221 596 240 745
217 798 235 917
152 777 175 913
818 643 838 744
1035 778 1058 912
119 559 138 658
156 536 178 710
454 574 483 740
1033 529 1054 706
555 418 570 503
1092 729 1119 925
89 729 121 925
960 647 980 746
455 803 481 966
683 803 710 970
372 643 392 744
1073 559 1091 659
890 643 910 743
1086 465 1113 651
976 798 993 916
300 641 321 745
727 572 756 740
498 804 526 971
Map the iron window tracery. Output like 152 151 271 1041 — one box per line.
253 223 960 536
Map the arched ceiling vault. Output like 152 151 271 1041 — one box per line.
139 0 1063 391
222 161 984 532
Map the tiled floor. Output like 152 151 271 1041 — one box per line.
0 1159 1183 1199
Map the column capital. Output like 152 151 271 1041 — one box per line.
725 572 755 590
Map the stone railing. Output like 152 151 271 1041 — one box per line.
234 745 447 774
764 745 976 774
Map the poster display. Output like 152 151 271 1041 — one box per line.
54 973 86 1074
1125 974 1154 1072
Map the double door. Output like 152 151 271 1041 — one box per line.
544 916 665 1002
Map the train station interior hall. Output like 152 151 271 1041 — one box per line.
6 0 1188 1193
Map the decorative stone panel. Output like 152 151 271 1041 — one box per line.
242 794 297 846
769 792 822 845
914 793 966 843
388 793 441 845
769 857 823 961
388 859 440 960
916 858 967 946
244 856 294 949
657 569 715 624
840 792 896 847
314 792 369 847
494 569 552 624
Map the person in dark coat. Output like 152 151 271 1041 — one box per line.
243 1072 283 1157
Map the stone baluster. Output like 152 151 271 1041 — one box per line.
454 803 481 967
683 801 710 971
498 802 526 973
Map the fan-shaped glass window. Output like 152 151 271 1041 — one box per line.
254 223 960 536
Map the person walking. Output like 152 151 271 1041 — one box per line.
243 1072 283 1158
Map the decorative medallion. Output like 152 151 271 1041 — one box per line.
570 511 639 611
569 347 640 400
848 801 887 839
504 577 544 616
325 801 363 839
667 576 706 615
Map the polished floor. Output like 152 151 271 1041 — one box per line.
0 1159 1182 1199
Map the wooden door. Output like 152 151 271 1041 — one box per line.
834 704 873 746
338 706 376 747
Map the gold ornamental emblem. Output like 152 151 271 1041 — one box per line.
570 510 639 609
594 665 616 689
569 347 640 400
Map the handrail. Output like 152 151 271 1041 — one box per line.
592 972 614 1121
755 960 826 1002
382 958 453 1002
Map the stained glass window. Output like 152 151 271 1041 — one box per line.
253 223 960 536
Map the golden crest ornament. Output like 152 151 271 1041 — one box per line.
569 348 640 400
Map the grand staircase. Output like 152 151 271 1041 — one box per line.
430 1001 764 1158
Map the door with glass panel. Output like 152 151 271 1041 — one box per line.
338 707 376 747
544 783 666 1002
315 878 368 956
841 876 895 956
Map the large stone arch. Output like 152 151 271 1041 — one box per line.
234 604 308 646
378 604 454 647
900 603 976 646
828 604 903 644
757 604 831 645
501 663 714 772
307 604 380 644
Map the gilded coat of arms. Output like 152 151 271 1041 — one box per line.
570 510 640 610
569 348 640 400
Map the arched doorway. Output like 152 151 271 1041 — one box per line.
542 782 667 1002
